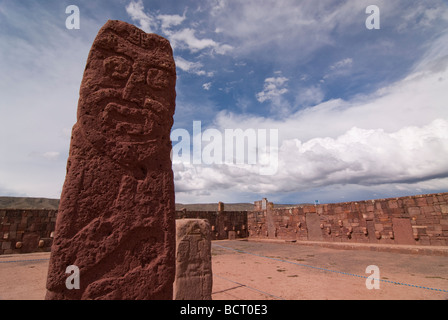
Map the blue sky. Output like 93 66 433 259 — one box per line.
1 0 448 204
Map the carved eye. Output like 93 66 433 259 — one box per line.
103 56 131 80
146 68 169 89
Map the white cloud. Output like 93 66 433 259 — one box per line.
323 58 353 80
172 118 448 202
233 48 448 143
173 43 448 200
294 85 325 107
126 0 189 35
126 1 232 55
2 0 447 204
0 2 96 198
255 76 292 115
175 56 203 72
208 0 370 59
125 0 157 33
256 77 289 103
158 13 186 32
27 151 61 161
170 28 216 51
210 0 227 16
60 128 72 140
175 56 213 77
329 58 353 71
397 3 448 32
42 152 61 161
275 119 448 189
169 28 233 54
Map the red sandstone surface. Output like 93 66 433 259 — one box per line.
45 20 177 300
2 193 447 256
1 240 447 300
249 193 448 246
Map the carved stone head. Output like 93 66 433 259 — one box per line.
77 20 176 172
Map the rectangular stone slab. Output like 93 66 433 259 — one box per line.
45 20 176 300
306 212 323 241
392 218 415 245
174 219 212 300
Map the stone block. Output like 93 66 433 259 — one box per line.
45 20 176 300
421 206 435 215
407 207 421 216
440 205 448 214
21 233 39 253
174 219 212 300
362 212 374 220
416 198 427 207
388 200 399 209
303 206 316 213
1 241 11 250
333 206 342 214
403 198 416 207
375 202 384 210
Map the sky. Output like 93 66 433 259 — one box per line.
1 0 448 205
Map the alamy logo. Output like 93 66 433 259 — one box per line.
171 121 279 175
65 5 80 30
365 265 380 289
65 265 80 290
365 5 380 30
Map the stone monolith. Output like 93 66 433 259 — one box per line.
45 20 176 300
174 219 212 300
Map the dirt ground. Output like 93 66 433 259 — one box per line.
211 240 448 300
1 240 447 300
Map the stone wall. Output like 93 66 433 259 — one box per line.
0 209 56 255
248 193 448 246
2 192 447 255
176 210 248 240
0 208 247 255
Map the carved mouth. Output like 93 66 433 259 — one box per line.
102 102 156 141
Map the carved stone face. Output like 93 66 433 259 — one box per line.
77 20 176 170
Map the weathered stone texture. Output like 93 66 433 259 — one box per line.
175 210 248 240
0 209 56 255
174 219 212 300
248 193 448 246
45 20 176 300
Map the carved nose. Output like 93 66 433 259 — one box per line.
122 73 146 103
